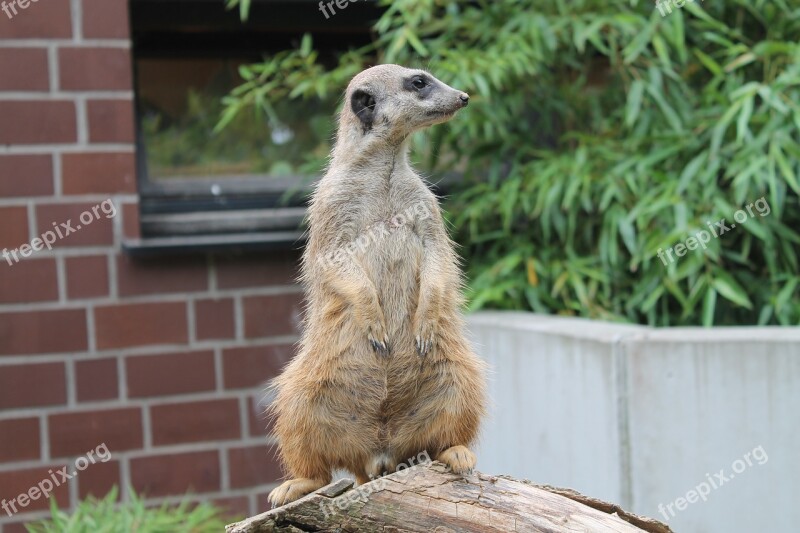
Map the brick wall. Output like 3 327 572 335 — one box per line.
0 1 297 530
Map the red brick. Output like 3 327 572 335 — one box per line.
216 252 299 289
0 258 58 304
0 363 66 409
0 101 76 144
2 521 34 533
130 450 220 497
116 256 207 297
95 302 187 350
62 152 136 195
0 48 48 90
211 496 250 519
0 418 40 463
0 309 87 355
82 0 130 38
126 350 214 398
35 202 114 247
0 155 53 197
151 399 240 446
59 47 132 91
1 259 53 306
77 459 120 500
0 206 28 249
0 466 70 514
243 293 303 338
87 99 134 143
49 408 143 458
195 298 235 340
0 0 72 38
248 396 274 437
75 358 118 402
122 202 140 239
228 445 281 489
223 344 294 389
66 255 109 299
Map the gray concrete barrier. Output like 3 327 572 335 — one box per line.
468 311 800 532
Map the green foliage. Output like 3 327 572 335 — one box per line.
221 0 800 326
26 487 233 533
224 0 251 20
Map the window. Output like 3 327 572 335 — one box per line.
128 0 381 252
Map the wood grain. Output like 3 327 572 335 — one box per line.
227 463 673 533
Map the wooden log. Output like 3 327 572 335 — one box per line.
227 462 673 533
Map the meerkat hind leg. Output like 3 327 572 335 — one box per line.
355 472 371 485
437 445 477 475
268 477 329 508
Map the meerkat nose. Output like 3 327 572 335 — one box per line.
459 93 470 107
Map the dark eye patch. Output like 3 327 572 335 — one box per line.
403 74 435 97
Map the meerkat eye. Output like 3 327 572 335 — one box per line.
412 77 428 90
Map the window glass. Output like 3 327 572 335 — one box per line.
136 56 335 181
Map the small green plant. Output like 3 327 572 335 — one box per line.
25 487 234 533
219 0 800 326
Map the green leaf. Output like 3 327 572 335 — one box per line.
724 52 757 72
618 215 637 255
694 48 723 76
300 33 313 57
405 28 430 56
736 94 754 142
626 80 645 127
702 287 717 327
772 143 800 194
652 34 672 69
712 273 754 309
775 278 798 314
710 98 744 157
677 152 707 193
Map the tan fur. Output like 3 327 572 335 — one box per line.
267 64 487 507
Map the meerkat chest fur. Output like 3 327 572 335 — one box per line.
308 157 435 346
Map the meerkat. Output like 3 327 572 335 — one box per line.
267 64 487 507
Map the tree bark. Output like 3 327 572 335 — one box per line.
227 463 673 533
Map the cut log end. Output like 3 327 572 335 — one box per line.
227 462 673 533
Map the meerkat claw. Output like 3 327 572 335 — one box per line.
370 337 390 356
269 478 327 508
437 445 477 475
416 336 434 357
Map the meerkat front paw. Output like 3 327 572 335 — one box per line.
366 317 390 356
413 318 437 356
437 445 476 475
268 478 327 508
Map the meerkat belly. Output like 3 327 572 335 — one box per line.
359 222 423 341
354 222 428 472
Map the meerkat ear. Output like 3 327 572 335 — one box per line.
351 89 377 131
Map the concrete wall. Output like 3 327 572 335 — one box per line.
468 311 800 533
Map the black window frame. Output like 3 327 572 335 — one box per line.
126 0 383 254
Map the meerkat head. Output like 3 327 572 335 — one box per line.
342 64 469 142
